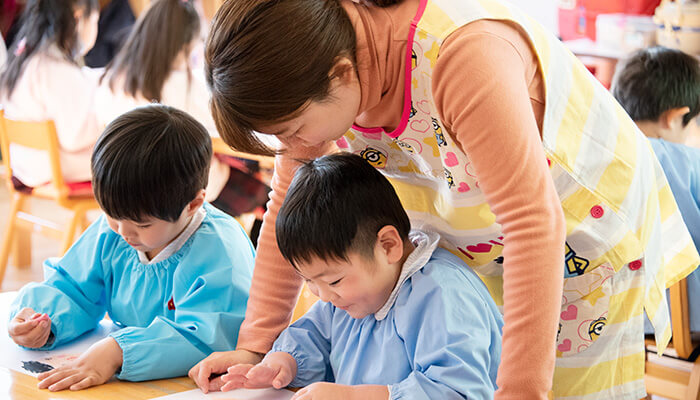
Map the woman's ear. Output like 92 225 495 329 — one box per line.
375 225 405 265
329 56 357 86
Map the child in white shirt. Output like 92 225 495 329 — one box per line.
0 0 101 187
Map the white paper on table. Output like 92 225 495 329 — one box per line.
152 388 295 400
0 291 120 376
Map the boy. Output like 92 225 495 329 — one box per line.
212 153 503 399
8 105 255 390
613 46 700 332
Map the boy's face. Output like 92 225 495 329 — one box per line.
105 208 192 260
297 250 399 319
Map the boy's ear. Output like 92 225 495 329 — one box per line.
376 225 405 265
185 189 206 217
660 106 691 129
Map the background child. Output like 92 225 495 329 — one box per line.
612 46 700 332
0 0 101 188
192 153 503 399
95 0 269 221
7 105 255 391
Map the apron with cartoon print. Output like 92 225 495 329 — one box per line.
337 0 699 398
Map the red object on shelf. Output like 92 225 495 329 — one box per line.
558 0 661 41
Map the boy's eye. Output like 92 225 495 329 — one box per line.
329 278 342 286
137 224 151 229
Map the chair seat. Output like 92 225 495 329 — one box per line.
646 335 700 362
30 180 95 200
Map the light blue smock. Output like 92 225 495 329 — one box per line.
645 139 700 333
271 247 503 400
10 203 254 381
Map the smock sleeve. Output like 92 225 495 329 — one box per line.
9 217 111 349
269 300 335 388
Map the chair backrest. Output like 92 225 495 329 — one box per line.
0 112 69 199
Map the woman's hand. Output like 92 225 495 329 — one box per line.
37 337 123 391
188 349 263 393
291 383 389 400
8 308 52 348
220 351 297 391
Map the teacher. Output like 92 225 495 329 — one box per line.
190 0 699 398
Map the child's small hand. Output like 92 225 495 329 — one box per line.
189 349 264 393
220 351 297 391
8 307 52 348
37 337 123 391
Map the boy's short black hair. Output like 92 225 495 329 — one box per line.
91 105 212 222
612 46 700 127
276 153 411 269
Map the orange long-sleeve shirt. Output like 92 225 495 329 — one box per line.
236 2 565 399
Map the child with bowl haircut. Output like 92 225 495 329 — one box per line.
8 105 255 391
216 153 503 399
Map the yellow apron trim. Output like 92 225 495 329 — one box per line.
476 0 513 20
658 184 677 223
553 352 645 397
418 2 458 41
664 243 700 288
593 116 638 215
388 179 497 230
587 232 642 274
553 62 594 172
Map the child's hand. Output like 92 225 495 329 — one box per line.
189 349 264 393
37 337 123 391
8 307 52 348
220 351 297 391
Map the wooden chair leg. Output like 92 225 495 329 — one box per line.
0 193 25 288
79 212 90 231
11 223 32 268
686 357 700 400
61 207 85 254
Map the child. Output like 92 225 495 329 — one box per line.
191 1 699 398
197 153 503 399
96 0 269 220
7 105 255 391
0 0 101 188
612 46 700 332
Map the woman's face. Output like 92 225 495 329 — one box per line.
74 7 99 56
256 63 362 150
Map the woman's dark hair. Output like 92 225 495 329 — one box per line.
612 46 700 127
276 153 411 269
205 0 401 156
0 0 99 98
92 105 212 223
102 0 201 102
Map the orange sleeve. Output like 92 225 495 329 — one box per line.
433 23 566 399
235 143 335 353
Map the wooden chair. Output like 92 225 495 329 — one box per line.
292 284 319 323
0 112 100 287
645 277 700 400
